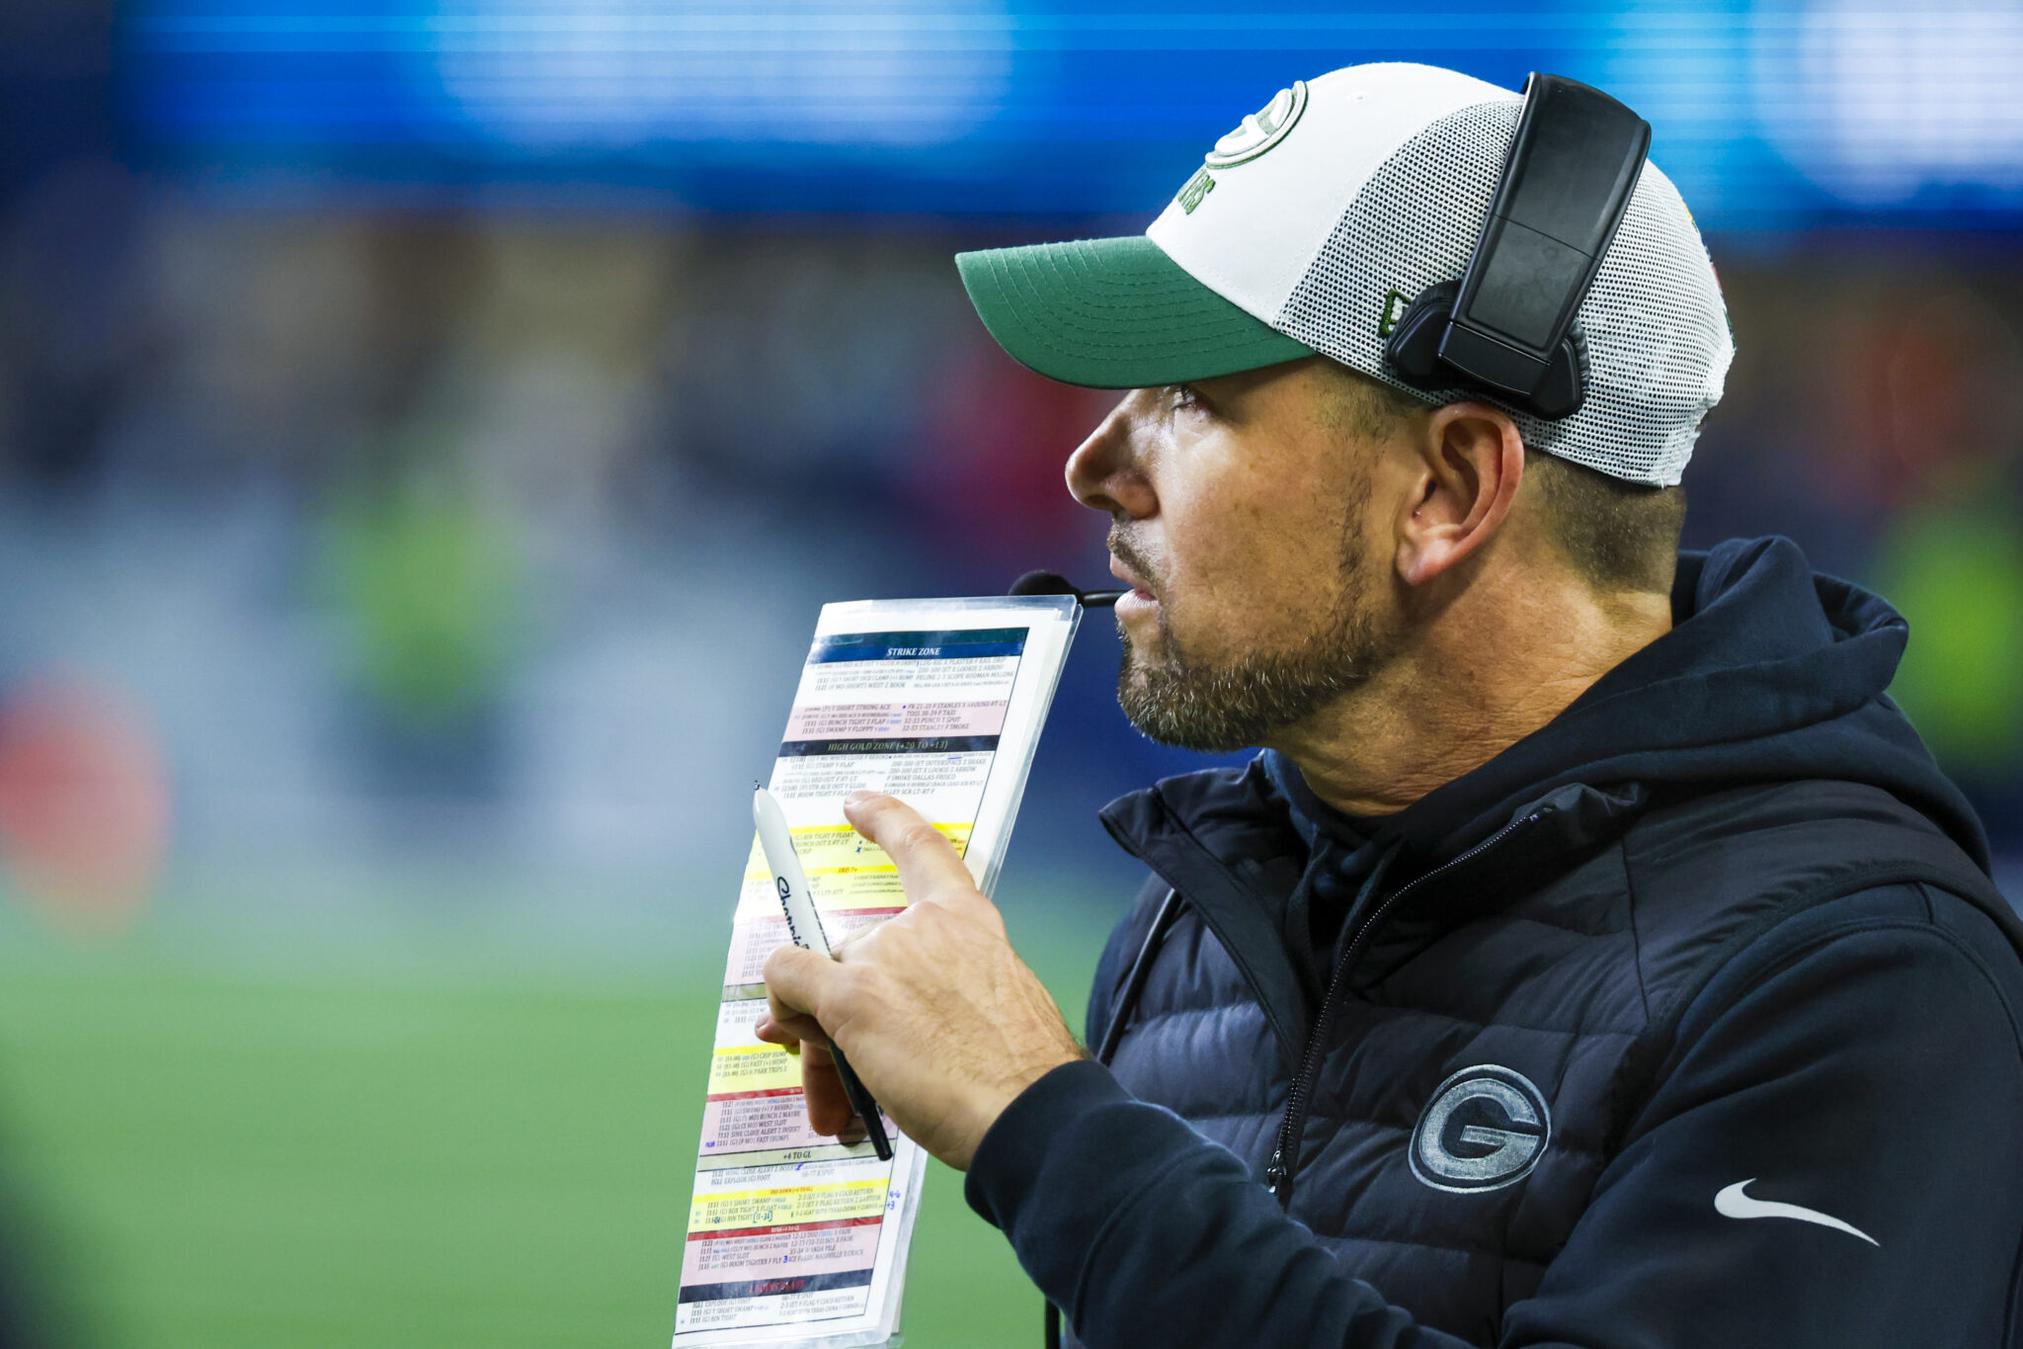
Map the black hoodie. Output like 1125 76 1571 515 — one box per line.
964 537 2023 1348
1271 534 1989 866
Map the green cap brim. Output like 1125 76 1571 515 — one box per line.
955 236 1314 389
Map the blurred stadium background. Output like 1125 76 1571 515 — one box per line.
0 0 2017 1343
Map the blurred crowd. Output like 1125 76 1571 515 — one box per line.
0 165 2018 929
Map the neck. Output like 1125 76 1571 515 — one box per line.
1271 571 1673 818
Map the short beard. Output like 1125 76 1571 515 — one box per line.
1115 478 1388 752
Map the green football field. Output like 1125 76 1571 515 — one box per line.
0 879 1118 1347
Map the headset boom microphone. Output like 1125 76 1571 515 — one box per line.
1008 570 1124 608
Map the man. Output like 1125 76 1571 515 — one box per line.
757 63 2023 1346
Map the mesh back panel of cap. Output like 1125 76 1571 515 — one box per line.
1275 100 1733 487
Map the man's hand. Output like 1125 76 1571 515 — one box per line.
754 790 1086 1170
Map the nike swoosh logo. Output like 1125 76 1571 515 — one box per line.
1715 1179 1879 1247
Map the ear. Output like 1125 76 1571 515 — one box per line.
1393 401 1525 587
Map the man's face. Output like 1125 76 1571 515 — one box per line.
1065 358 1402 751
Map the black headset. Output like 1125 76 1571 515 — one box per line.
1383 73 1651 421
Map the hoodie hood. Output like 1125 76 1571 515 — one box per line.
1264 534 1991 875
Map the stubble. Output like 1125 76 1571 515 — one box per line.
1113 466 1390 752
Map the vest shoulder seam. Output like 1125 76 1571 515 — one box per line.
1347 999 1643 1042
1618 833 1654 1023
1310 1226 1554 1267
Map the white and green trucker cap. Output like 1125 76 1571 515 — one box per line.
956 62 1734 486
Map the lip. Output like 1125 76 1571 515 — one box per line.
1115 588 1157 621
1108 554 1154 601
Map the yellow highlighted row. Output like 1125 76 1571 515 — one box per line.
707 1044 803 1096
689 1179 889 1233
741 824 970 882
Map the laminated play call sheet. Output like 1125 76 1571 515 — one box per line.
673 595 1080 1347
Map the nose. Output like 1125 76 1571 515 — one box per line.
1065 390 1158 520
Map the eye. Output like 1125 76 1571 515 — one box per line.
1165 383 1204 412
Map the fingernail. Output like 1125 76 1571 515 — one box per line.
843 790 872 809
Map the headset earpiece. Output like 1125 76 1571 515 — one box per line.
1380 74 1648 423
1385 280 1585 419
1383 281 1460 389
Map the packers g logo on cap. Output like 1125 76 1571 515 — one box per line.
1175 80 1309 215
1206 81 1309 167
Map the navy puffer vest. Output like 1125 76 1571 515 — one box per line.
1085 768 2014 1344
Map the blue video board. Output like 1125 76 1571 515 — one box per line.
123 1 2023 227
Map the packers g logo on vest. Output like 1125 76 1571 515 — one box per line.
1409 1065 1552 1193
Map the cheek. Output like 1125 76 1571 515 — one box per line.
1164 479 1349 636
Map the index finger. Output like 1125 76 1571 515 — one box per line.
842 790 980 906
